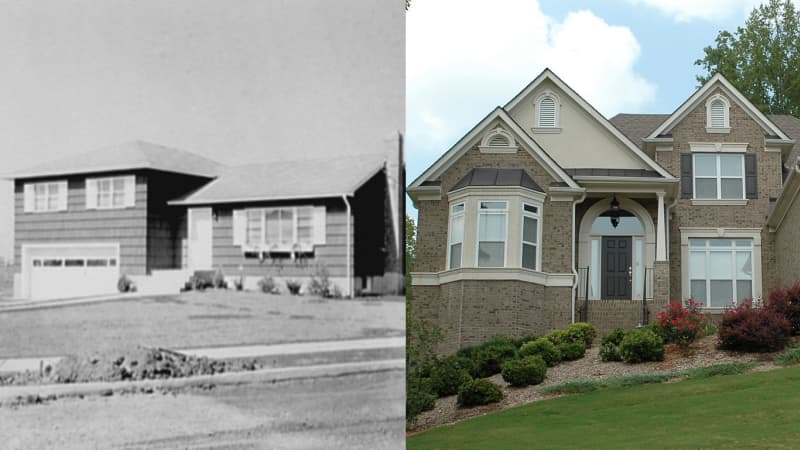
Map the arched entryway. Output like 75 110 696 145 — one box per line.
578 197 655 300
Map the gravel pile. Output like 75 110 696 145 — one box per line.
410 336 777 433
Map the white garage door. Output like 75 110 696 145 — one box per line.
25 244 120 300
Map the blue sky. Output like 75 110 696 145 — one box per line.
406 0 769 219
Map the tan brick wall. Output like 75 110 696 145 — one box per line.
775 188 800 287
656 88 783 299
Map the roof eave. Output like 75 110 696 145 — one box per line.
768 158 800 230
168 192 354 206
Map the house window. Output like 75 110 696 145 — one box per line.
706 94 730 131
521 203 540 270
448 203 465 269
693 153 744 199
242 206 319 251
688 238 753 308
537 94 558 128
86 175 135 209
477 200 508 267
24 181 67 212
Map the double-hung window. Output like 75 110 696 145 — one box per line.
448 203 464 269
24 181 67 213
477 201 508 267
688 238 753 307
86 175 135 209
239 206 322 251
693 154 744 200
521 203 540 270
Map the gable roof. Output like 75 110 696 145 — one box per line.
408 107 581 191
504 68 674 179
171 153 386 205
8 140 224 179
768 114 800 163
609 114 670 149
646 73 791 141
450 168 543 192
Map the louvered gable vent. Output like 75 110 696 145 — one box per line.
710 99 726 128
488 134 509 147
538 96 556 128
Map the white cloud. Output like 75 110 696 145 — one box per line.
626 0 763 22
407 0 656 160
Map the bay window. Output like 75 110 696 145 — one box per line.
237 206 325 253
521 203 539 270
448 203 464 269
477 200 508 267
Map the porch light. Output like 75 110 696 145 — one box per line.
609 196 621 228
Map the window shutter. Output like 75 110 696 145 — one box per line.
710 99 726 128
745 154 757 199
538 96 556 128
312 206 326 245
85 178 98 209
681 154 693 199
58 181 68 211
123 175 136 207
232 209 246 246
23 183 34 212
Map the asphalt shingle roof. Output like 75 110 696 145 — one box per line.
173 153 387 205
768 114 800 163
609 114 670 149
9 140 224 179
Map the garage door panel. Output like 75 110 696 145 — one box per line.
26 245 119 300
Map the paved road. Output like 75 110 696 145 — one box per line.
1 366 405 449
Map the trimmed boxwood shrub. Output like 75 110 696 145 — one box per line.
429 356 473 397
501 355 547 387
558 340 587 361
472 337 517 377
619 328 665 363
511 335 539 349
564 322 597 347
719 299 791 352
457 379 503 406
519 338 561 367
544 329 568 346
406 378 436 422
599 327 627 362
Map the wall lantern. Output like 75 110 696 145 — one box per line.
609 196 621 228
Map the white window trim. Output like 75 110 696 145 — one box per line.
687 238 754 308
478 126 518 154
24 181 67 213
520 203 543 272
705 94 731 133
447 203 465 269
680 227 762 309
692 153 745 200
241 206 321 254
476 200 509 268
534 91 561 132
87 175 135 210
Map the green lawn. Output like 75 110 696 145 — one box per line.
408 365 800 449
0 291 404 357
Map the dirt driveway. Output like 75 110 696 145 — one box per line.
0 291 404 358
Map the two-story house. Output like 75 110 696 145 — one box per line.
408 69 800 354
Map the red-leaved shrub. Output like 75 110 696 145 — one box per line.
764 282 800 336
718 299 791 352
656 298 709 346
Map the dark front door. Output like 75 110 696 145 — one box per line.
602 236 632 299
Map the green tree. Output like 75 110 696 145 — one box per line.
695 0 800 116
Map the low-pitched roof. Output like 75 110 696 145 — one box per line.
450 168 543 192
171 153 386 205
609 114 669 149
8 140 224 179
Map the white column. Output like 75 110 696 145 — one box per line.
656 192 667 261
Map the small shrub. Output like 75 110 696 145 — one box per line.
765 282 800 335
117 275 136 293
718 299 791 352
545 329 568 346
453 355 478 379
212 268 227 289
602 328 627 347
558 340 586 361
233 275 244 291
429 356 473 397
501 355 547 387
457 379 503 406
564 322 597 347
619 328 664 363
656 299 709 346
511 335 539 349
257 276 278 294
286 279 302 295
308 265 341 298
473 338 517 378
519 338 561 367
774 347 800 366
406 378 436 423
599 328 627 362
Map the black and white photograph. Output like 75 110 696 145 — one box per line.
0 1 405 448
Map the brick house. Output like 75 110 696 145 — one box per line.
408 69 800 354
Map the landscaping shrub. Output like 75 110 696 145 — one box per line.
765 282 800 335
406 378 436 423
599 327 627 362
117 275 136 293
429 356 473 397
452 355 478 379
564 322 597 347
286 279 302 295
774 347 800 366
656 299 708 346
558 340 586 361
511 335 539 349
457 379 503 406
308 265 341 298
544 329 568 346
501 355 547 387
619 328 664 363
233 275 244 291
212 268 227 289
519 338 561 367
257 276 278 294
718 299 791 352
473 337 517 377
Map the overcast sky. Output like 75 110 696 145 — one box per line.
0 0 404 261
406 0 773 219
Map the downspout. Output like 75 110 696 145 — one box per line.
342 194 353 299
571 193 587 323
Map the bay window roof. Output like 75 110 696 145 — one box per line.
450 168 543 192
